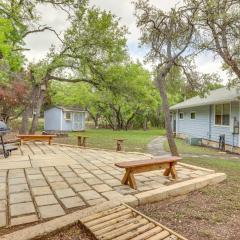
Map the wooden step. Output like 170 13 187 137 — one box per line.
80 203 188 240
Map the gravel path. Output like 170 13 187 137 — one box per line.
147 136 169 156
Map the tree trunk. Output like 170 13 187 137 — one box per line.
93 116 99 128
20 106 31 134
143 117 148 131
29 88 45 134
156 66 179 156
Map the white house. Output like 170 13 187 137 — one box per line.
170 87 240 153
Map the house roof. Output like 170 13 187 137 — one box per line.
170 87 240 110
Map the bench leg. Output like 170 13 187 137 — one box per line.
163 167 171 177
116 141 122 151
82 137 87 147
77 137 82 146
128 173 137 190
163 165 177 180
170 166 177 179
121 169 130 185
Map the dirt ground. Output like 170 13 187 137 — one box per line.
137 187 240 240
41 223 96 240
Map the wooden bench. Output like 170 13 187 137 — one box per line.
77 136 89 147
114 138 126 151
115 156 181 189
17 134 56 145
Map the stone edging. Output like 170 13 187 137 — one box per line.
178 162 215 173
0 172 226 240
133 173 226 205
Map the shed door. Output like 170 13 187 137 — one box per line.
73 113 83 131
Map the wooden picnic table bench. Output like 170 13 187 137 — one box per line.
17 134 56 145
114 138 126 151
77 135 89 147
115 156 181 189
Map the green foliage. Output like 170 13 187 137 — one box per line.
50 62 161 130
0 18 23 85
46 4 128 86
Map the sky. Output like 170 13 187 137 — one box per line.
24 0 227 82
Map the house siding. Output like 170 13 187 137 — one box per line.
44 108 62 131
210 101 239 146
175 101 239 146
177 105 210 139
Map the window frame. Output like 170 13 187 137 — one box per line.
64 111 72 121
190 111 196 120
214 103 231 127
179 112 184 120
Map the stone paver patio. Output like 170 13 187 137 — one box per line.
0 142 212 229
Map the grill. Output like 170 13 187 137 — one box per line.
0 121 17 158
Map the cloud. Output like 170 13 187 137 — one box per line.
23 0 226 82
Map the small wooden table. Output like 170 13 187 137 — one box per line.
17 134 56 145
115 156 181 189
114 138 126 151
77 136 89 147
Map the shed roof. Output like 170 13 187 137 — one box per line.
46 106 86 112
170 87 240 110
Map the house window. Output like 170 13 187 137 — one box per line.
179 112 184 120
190 112 196 119
215 104 230 126
64 112 72 120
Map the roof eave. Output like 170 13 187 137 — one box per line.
170 97 240 110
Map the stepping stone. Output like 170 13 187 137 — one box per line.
10 202 35 217
55 188 76 198
50 181 68 190
61 196 85 209
8 178 27 185
32 186 52 196
79 190 102 201
92 184 112 193
72 183 91 192
0 212 6 227
39 204 65 219
35 195 58 206
11 214 38 226
9 184 29 194
10 192 32 204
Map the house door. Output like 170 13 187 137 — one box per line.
171 113 176 133
73 113 82 131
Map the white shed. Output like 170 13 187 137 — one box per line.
44 106 86 132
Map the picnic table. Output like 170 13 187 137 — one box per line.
17 134 56 145
115 156 181 189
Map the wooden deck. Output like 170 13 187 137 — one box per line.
81 203 188 240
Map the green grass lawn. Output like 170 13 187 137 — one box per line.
54 128 165 152
163 138 223 155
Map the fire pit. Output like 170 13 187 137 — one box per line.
0 121 18 158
